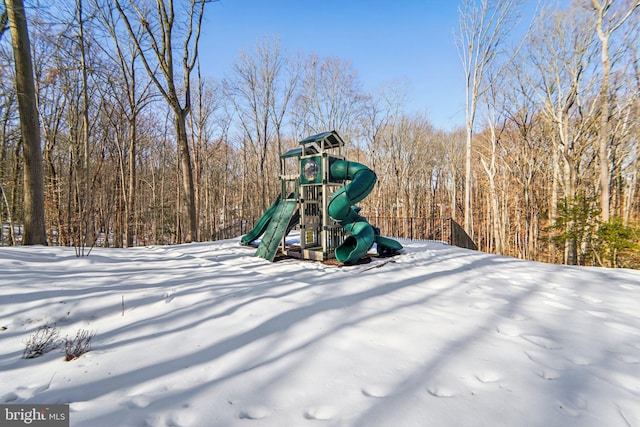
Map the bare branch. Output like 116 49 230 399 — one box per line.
0 2 7 41
113 0 170 102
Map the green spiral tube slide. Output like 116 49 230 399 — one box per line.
328 160 378 264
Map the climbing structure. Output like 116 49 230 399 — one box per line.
241 131 402 264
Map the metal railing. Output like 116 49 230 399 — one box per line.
366 216 476 250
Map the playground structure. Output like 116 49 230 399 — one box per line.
241 131 402 264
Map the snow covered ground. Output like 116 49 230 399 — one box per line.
1 237 639 427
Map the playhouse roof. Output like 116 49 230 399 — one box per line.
280 147 303 159
299 130 345 149
280 131 346 159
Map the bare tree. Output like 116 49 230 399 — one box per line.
591 0 640 222
455 0 524 235
6 0 47 245
94 0 156 247
114 0 209 242
76 0 94 249
0 46 18 245
225 36 297 210
527 5 598 265
479 71 508 254
502 56 548 260
622 31 640 225
1 3 8 40
293 55 365 149
32 28 68 245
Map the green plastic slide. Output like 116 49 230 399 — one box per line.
375 234 404 256
328 160 403 264
255 199 299 261
240 195 282 245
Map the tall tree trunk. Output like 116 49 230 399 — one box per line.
6 0 47 245
127 116 136 247
464 122 473 234
114 0 207 243
456 0 523 235
592 0 640 222
77 0 94 247
174 109 197 242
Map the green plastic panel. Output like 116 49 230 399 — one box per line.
255 199 298 262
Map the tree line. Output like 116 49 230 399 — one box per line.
1 0 639 267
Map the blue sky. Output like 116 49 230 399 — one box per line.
199 1 466 131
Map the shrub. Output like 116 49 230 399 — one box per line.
594 217 639 268
64 329 95 361
549 195 600 265
22 324 61 359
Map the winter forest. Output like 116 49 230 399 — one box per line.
1 0 640 268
